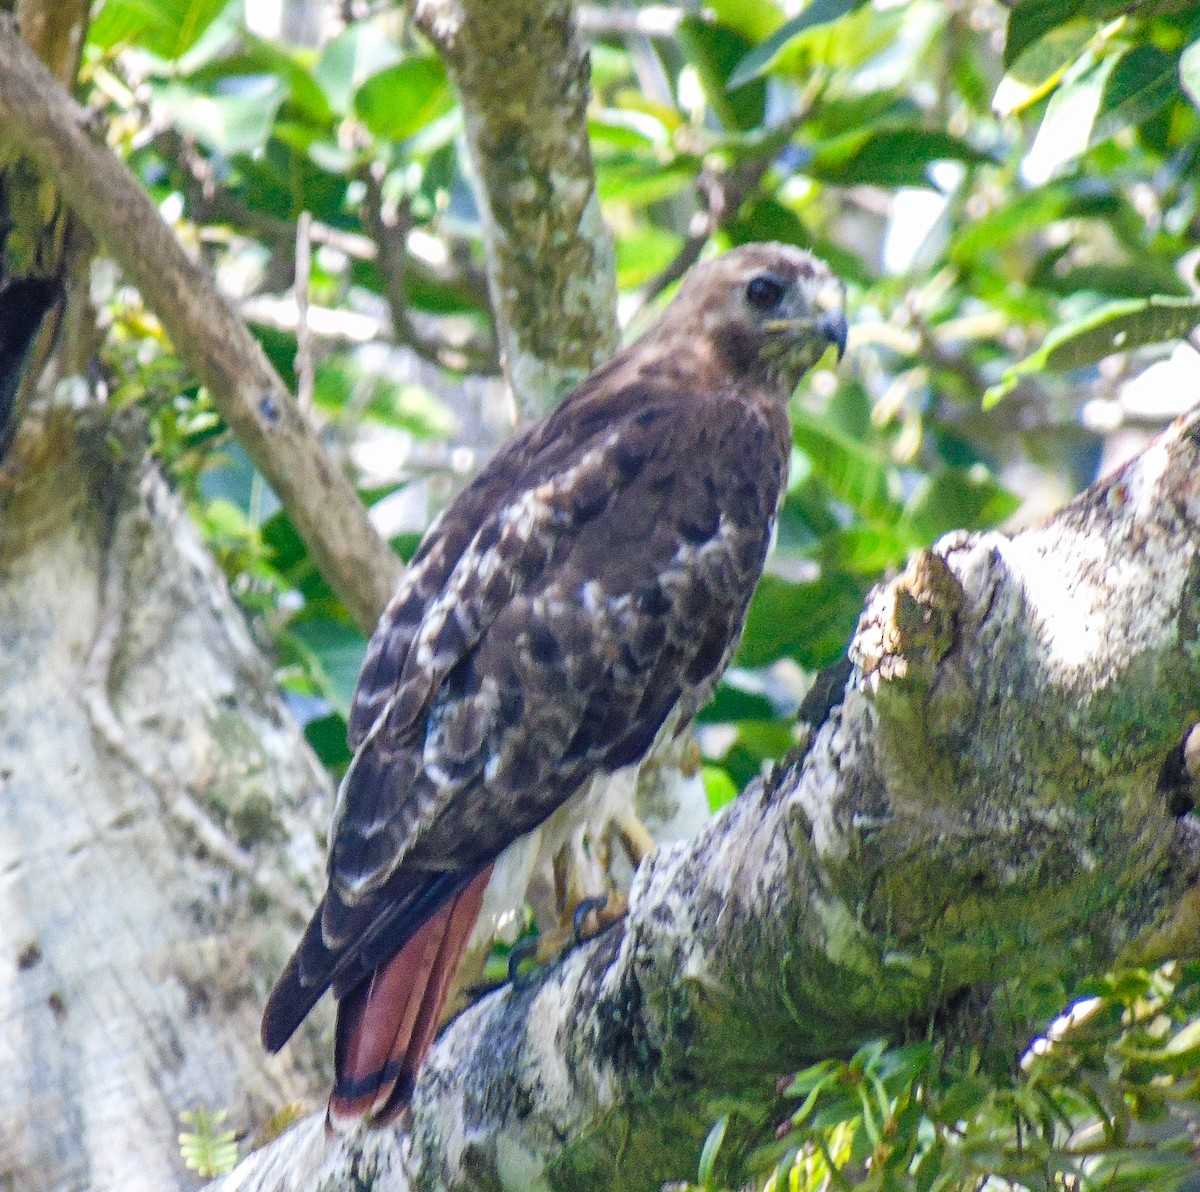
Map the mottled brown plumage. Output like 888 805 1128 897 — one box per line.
261 242 847 1126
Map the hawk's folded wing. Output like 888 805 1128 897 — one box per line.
261 377 789 1050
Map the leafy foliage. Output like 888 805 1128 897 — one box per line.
178 1106 239 1178
679 964 1200 1192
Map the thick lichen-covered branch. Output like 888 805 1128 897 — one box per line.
413 0 619 420
210 405 1200 1191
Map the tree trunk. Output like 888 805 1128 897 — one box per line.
206 407 1200 1191
0 407 333 1191
413 0 619 420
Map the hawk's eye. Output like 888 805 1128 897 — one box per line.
746 273 787 313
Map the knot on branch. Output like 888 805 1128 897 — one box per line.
853 550 962 685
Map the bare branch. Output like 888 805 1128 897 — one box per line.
294 211 315 414
575 4 703 39
0 14 401 632
358 165 500 373
212 400 1200 1191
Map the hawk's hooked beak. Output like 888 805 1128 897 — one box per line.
819 311 849 363
763 311 850 364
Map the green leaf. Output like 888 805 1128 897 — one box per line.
314 357 455 437
178 1107 239 1178
289 618 368 716
820 523 910 573
805 127 995 188
1003 0 1130 69
1021 51 1116 183
993 19 1100 117
678 18 766 132
614 226 684 288
696 681 777 725
596 157 698 206
90 0 233 60
1182 38 1200 111
314 18 401 114
698 1113 729 1189
718 720 797 786
354 58 455 142
702 766 740 813
900 467 1020 543
303 712 353 772
190 37 334 128
790 410 898 519
728 0 870 89
1090 45 1179 147
984 294 1200 406
737 572 865 669
152 77 287 156
708 0 785 44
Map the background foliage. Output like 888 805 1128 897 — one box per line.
78 0 1200 1186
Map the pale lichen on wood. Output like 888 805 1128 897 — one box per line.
0 408 335 1192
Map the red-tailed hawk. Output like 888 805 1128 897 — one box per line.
261 242 848 1127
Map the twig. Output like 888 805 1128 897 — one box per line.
359 166 499 373
574 4 703 39
294 211 314 414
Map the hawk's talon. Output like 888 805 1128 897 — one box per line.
507 937 540 990
573 895 609 944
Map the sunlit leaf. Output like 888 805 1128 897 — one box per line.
728 0 869 89
985 295 1200 405
614 226 684 288
708 0 785 44
1003 0 1130 69
90 0 233 60
1021 51 1116 183
993 19 1100 117
820 524 909 573
178 1107 239 1178
702 766 739 813
153 77 287 156
355 58 455 142
698 1113 729 1189
596 157 698 206
1182 38 1200 112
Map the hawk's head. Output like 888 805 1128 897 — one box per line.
649 242 847 397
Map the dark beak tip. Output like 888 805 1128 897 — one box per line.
822 312 849 363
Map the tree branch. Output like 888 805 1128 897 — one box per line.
210 398 1200 1190
0 14 401 632
413 0 619 420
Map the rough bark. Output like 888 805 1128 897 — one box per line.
0 407 333 1192
0 13 401 633
413 0 619 420
207 404 1200 1190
